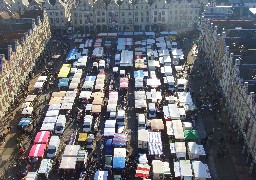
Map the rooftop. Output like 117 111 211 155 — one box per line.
20 10 44 20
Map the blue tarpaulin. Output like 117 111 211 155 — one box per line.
59 78 70 83
18 118 31 126
134 70 144 78
112 138 126 147
85 76 96 82
58 82 69 87
113 157 125 169
66 49 78 61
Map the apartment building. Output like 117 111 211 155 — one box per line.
200 12 256 172
0 10 51 122
70 0 202 32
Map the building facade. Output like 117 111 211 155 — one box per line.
70 0 203 32
0 10 51 122
199 15 256 172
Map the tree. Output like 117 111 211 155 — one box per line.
116 0 123 31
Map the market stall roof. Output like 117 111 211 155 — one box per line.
192 161 211 179
134 91 146 100
18 118 31 126
61 102 74 110
34 131 51 144
46 110 59 117
25 95 37 102
43 116 57 123
38 159 53 175
59 156 77 169
184 130 198 140
174 160 193 177
148 132 163 155
92 104 102 113
187 142 206 156
49 97 62 105
66 91 78 97
107 104 117 112
63 145 80 157
174 142 186 158
114 148 126 157
94 171 108 180
48 104 61 110
61 96 76 103
29 144 47 158
135 99 147 108
138 153 148 164
151 119 164 131
34 82 44 89
103 127 115 136
172 120 185 140
37 76 47 82
40 123 55 131
52 91 66 97
69 82 79 90
94 83 104 90
135 164 150 178
85 76 96 82
25 172 38 180
77 133 87 142
79 91 92 99
23 100 33 107
92 92 104 98
113 157 126 169
22 107 33 115
83 81 95 89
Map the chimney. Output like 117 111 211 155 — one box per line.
244 82 248 95
8 45 12 60
24 32 28 40
14 40 18 51
250 92 255 107
235 59 241 66
36 16 40 25
20 36 24 45
32 19 35 29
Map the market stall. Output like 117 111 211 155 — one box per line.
29 144 47 158
34 131 51 144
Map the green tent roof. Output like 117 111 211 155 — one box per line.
184 130 198 140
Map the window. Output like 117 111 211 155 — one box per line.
128 18 132 23
97 18 100 23
162 17 165 22
80 19 82 24
60 11 63 15
162 11 165 15
55 12 58 16
145 5 148 9
146 17 149 22
50 18 54 24
56 18 59 23
136 5 138 9
135 17 138 22
154 11 157 15
74 13 77 17
155 5 157 8
146 11 149 16
49 12 52 16
122 12 125 16
122 19 125 23
128 12 132 16
154 17 157 22
102 12 105 16
141 17 144 22
102 18 105 22
141 12 144 16
135 12 138 16
170 11 172 15
97 11 100 16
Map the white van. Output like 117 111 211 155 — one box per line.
83 115 93 132
47 136 60 158
138 113 146 130
148 103 156 118
55 115 67 134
